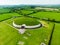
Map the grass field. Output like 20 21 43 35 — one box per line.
29 12 60 21
0 8 10 13
0 22 20 45
0 21 53 45
20 10 33 15
0 13 21 21
3 16 54 45
51 23 60 45
0 8 60 45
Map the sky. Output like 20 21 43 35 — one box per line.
0 0 60 5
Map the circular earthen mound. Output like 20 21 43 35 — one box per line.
14 17 40 26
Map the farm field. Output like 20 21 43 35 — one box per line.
0 13 21 22
51 23 60 45
29 12 60 21
0 8 10 13
20 10 33 15
0 8 60 45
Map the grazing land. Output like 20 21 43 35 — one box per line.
0 6 60 45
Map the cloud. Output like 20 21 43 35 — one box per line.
0 0 60 5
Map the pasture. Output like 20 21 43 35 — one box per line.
0 8 60 45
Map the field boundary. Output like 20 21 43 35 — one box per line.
48 23 55 45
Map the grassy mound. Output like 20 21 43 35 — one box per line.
14 17 40 26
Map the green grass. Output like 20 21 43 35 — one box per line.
0 13 21 21
0 8 10 13
3 17 54 45
14 17 40 26
24 23 53 45
0 22 20 45
0 19 53 45
20 10 33 14
51 23 60 45
0 9 60 45
29 12 60 21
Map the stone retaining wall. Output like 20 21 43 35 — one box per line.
13 21 42 29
